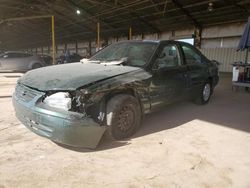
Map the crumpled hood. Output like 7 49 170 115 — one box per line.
19 62 140 91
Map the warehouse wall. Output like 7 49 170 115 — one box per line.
200 22 247 72
201 22 244 48
27 22 248 72
200 48 249 72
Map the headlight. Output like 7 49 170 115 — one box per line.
43 92 71 111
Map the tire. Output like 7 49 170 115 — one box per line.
32 63 42 69
106 94 141 140
194 82 212 105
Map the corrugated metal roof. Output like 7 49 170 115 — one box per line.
0 0 249 50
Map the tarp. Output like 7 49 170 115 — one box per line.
238 17 250 50
237 17 250 63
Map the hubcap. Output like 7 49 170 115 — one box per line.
117 105 135 132
203 83 211 101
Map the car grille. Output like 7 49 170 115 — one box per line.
15 84 42 102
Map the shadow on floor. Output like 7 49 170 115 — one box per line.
61 75 250 152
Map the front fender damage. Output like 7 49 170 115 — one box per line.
65 69 152 148
75 69 152 119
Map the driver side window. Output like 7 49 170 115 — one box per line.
157 45 181 68
181 44 202 64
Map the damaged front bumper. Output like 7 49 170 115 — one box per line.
12 88 106 149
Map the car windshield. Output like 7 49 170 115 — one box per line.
89 42 158 67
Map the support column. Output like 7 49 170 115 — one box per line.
97 22 100 50
51 15 56 64
194 27 202 48
88 40 92 56
76 41 78 54
129 26 132 40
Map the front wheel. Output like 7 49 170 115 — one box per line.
195 82 212 105
106 94 141 140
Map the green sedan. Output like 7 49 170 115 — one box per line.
12 40 219 149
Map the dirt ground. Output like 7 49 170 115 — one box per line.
0 72 249 188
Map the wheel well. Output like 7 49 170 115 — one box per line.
208 77 213 86
105 88 135 103
86 88 144 125
208 77 214 94
104 88 144 115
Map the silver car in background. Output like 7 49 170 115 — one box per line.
0 51 46 72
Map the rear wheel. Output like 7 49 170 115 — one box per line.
195 82 212 105
106 94 141 140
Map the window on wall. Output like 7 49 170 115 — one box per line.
176 38 194 45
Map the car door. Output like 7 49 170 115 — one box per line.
149 42 188 109
180 43 208 96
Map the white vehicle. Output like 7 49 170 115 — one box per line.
0 51 46 72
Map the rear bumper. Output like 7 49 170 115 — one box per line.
12 92 106 149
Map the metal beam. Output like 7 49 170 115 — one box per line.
171 0 201 28
84 0 113 7
54 0 148 30
43 2 96 32
51 16 56 64
149 0 161 12
129 26 132 40
65 0 161 33
66 0 115 29
97 22 100 49
34 1 96 33
197 12 249 24
163 0 168 16
116 1 161 33
224 0 249 12
2 15 52 22
99 0 220 26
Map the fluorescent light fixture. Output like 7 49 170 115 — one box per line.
76 9 81 15
208 2 214 12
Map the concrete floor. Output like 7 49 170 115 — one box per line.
0 73 249 188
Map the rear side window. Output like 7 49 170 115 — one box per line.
181 44 202 64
